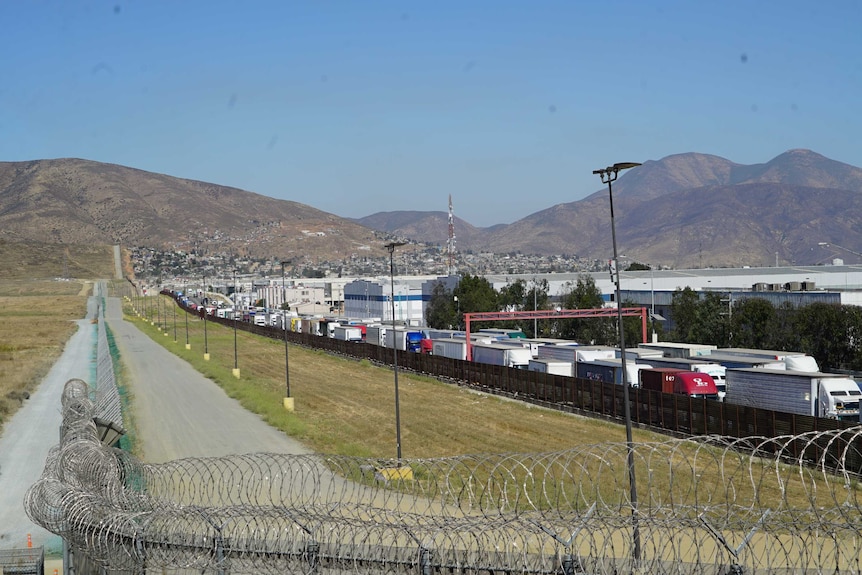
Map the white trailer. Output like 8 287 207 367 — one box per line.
472 342 532 369
537 345 579 363
699 352 786 371
576 346 617 363
725 368 861 420
425 328 466 340
713 348 820 372
365 325 387 347
577 358 650 387
528 358 574 377
620 347 664 360
637 342 717 358
333 325 363 342
495 338 541 357
432 337 468 360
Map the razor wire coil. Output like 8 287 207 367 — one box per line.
25 378 862 574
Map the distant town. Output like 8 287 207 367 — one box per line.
131 243 608 284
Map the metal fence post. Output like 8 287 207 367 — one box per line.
305 539 319 573
419 547 432 575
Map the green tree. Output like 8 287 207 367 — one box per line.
692 292 731 346
453 274 498 330
495 279 550 337
625 262 651 271
796 302 862 371
731 298 775 348
558 274 614 344
669 287 700 342
767 301 801 351
498 279 527 312
525 279 550 337
424 281 457 329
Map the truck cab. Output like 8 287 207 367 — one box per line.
673 372 719 400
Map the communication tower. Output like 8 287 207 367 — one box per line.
447 194 456 275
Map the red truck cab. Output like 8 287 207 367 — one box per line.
640 368 719 400
673 371 719 400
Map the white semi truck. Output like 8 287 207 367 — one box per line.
725 368 861 421
472 342 532 369
332 325 363 342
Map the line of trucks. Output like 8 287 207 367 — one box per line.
528 342 860 422
424 335 861 422
189 298 861 422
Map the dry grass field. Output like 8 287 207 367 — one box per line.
0 241 115 430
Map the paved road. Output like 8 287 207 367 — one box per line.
0 298 98 551
104 295 310 462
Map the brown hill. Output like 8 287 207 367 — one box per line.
353 211 485 248
0 158 388 262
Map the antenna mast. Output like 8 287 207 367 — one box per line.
447 194 456 275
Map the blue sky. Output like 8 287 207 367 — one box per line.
2 1 860 227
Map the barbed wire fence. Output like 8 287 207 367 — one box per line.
23 296 862 574
25 376 862 574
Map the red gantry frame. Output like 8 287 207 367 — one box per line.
464 307 648 361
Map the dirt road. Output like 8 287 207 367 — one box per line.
0 298 98 551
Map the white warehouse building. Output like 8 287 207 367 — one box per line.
343 278 425 324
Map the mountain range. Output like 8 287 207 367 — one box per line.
356 149 862 268
2 149 861 269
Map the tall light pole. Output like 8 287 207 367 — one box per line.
650 267 656 342
281 260 293 411
184 278 190 350
202 274 209 360
232 269 240 378
532 277 538 337
385 241 407 461
593 161 642 562
172 293 177 342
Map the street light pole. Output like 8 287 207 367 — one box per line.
650 267 656 342
232 269 240 378
385 241 407 462
533 277 538 337
202 274 209 360
281 260 293 411
184 278 190 350
593 161 642 562
172 294 177 342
